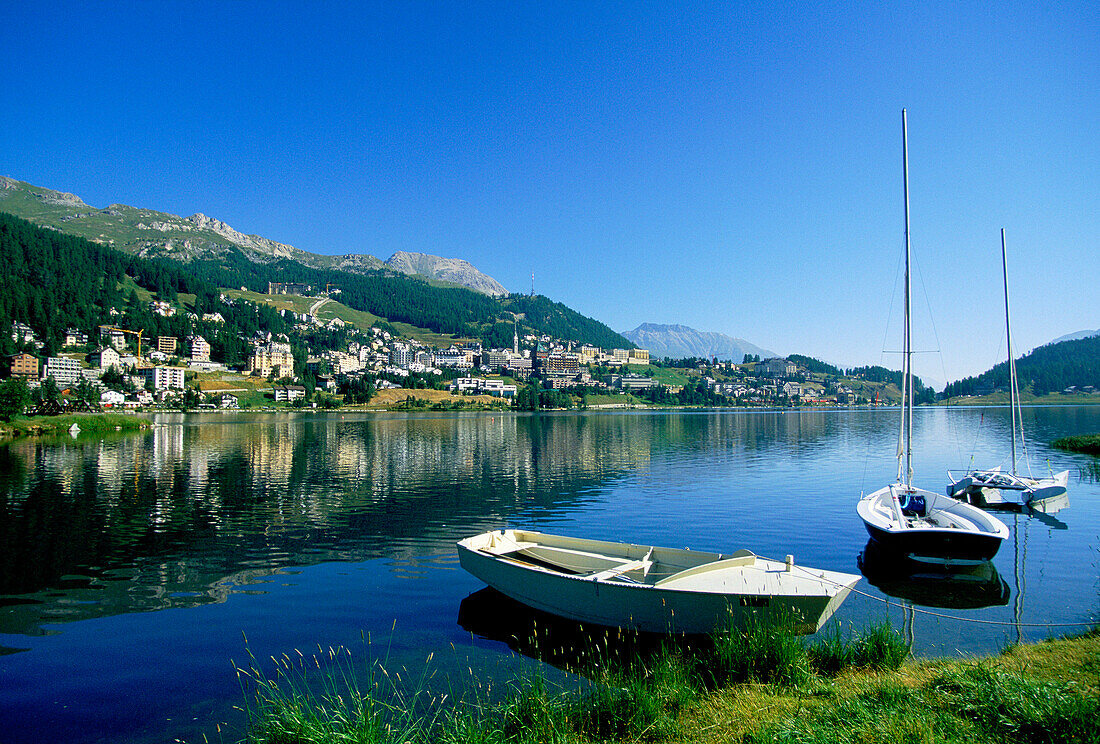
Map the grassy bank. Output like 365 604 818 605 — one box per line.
235 621 1100 744
1052 434 1100 456
0 412 148 438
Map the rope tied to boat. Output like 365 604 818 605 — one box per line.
779 558 1097 629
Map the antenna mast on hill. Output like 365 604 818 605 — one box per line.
530 272 534 297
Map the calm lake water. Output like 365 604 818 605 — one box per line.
1 407 1098 743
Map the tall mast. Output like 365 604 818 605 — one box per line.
899 109 913 486
1002 228 1019 475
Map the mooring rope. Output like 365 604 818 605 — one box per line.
777 558 1098 629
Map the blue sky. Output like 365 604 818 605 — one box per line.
2 2 1096 383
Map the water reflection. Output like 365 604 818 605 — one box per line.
858 540 1010 610
458 587 670 675
2 411 847 639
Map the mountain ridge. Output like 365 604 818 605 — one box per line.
0 176 506 296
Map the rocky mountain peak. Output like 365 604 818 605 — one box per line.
385 251 508 296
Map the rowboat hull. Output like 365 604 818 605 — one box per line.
457 530 859 635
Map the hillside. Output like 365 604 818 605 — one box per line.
0 213 628 353
622 323 775 362
0 176 506 297
943 334 1100 398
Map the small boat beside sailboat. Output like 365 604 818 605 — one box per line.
946 229 1069 507
457 529 860 635
856 110 1010 566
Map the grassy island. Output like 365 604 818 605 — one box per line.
236 621 1100 744
0 412 148 439
1052 434 1100 456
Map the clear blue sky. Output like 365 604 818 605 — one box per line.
2 2 1096 383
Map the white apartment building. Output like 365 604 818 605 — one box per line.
43 356 83 387
142 366 186 391
190 335 211 362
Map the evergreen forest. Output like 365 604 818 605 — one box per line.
942 335 1100 397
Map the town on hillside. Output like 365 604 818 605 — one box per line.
4 286 910 414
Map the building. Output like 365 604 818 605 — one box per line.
189 335 211 362
150 300 175 317
543 352 580 376
389 345 416 368
628 349 650 364
217 393 240 409
157 336 178 355
433 348 473 369
450 377 517 398
98 325 128 351
9 353 38 378
274 385 307 402
248 341 295 378
43 356 83 387
141 366 186 391
91 346 122 370
506 355 532 375
578 345 601 363
613 374 656 391
756 357 798 378
100 389 126 407
268 282 311 295
11 321 37 344
64 329 89 347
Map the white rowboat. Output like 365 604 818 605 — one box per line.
457 529 860 635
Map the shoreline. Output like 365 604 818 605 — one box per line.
3 398 1097 442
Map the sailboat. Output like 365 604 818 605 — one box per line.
946 230 1070 507
856 110 1010 566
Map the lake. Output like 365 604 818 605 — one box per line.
1 406 1097 743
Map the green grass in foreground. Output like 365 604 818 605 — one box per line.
234 621 1100 744
1052 434 1100 456
234 619 937 744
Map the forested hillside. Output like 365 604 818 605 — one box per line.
184 245 629 347
0 212 290 364
942 335 1100 397
0 213 630 354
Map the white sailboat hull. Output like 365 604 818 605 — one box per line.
947 467 1070 506
458 530 860 635
858 484 1009 565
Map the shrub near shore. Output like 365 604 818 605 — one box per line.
235 621 1100 744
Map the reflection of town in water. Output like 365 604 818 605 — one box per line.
0 410 841 638
7 411 837 637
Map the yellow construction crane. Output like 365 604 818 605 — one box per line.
105 327 145 361
325 282 338 294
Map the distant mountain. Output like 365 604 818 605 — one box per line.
623 323 776 362
1049 329 1099 345
0 176 507 297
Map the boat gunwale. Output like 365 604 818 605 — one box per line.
458 531 860 599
